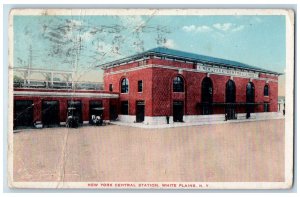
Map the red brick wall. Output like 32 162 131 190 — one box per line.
14 95 117 123
104 67 153 116
104 59 279 116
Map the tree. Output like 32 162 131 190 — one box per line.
13 75 23 83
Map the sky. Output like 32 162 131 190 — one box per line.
13 15 286 96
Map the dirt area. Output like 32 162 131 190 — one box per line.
13 119 285 182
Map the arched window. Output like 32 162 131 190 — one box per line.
201 77 213 115
264 84 269 96
173 76 184 92
246 82 255 114
225 79 236 120
246 82 255 103
226 80 236 103
121 78 129 93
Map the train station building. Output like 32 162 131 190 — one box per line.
13 47 282 128
102 47 281 125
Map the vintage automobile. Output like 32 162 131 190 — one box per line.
90 107 104 126
66 107 80 128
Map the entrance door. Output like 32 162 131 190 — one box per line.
109 104 118 120
67 101 83 123
42 100 59 127
173 101 184 122
225 80 236 120
14 100 34 127
136 101 145 123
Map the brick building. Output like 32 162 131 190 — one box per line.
13 47 281 128
13 88 119 128
102 47 281 125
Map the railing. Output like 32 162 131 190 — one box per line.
14 80 104 90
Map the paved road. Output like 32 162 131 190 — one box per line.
13 119 284 182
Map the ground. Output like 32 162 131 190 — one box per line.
13 119 284 182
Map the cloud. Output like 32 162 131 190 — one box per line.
183 23 245 34
182 25 212 33
213 23 233 31
163 39 176 48
182 25 196 32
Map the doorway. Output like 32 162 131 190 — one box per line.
136 101 145 123
14 100 34 127
89 101 103 124
67 101 83 123
42 100 60 127
173 101 184 122
109 104 118 120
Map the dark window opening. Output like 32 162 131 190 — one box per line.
136 101 145 122
67 100 83 124
173 101 184 122
89 101 103 124
109 84 113 92
226 80 236 103
14 100 34 127
201 77 213 115
138 80 143 92
173 76 184 92
225 80 236 120
264 84 269 96
121 101 129 115
42 100 60 127
246 82 255 114
109 104 118 120
121 78 129 93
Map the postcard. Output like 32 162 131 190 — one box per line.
8 8 294 189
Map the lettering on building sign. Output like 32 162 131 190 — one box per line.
197 65 259 78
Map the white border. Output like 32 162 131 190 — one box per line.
7 8 294 190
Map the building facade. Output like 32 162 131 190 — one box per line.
13 47 281 128
13 88 119 128
102 47 281 125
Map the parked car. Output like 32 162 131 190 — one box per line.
66 107 80 128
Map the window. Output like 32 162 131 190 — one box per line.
109 84 113 92
226 80 236 103
138 80 143 92
246 82 255 103
121 78 129 93
264 102 269 112
173 76 184 92
201 77 213 115
121 101 129 115
264 84 269 96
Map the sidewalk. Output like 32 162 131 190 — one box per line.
110 113 285 129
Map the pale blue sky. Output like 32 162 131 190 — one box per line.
13 15 286 87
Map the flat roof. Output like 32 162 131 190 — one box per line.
98 47 282 75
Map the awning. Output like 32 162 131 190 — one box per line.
92 107 105 110
199 102 267 106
